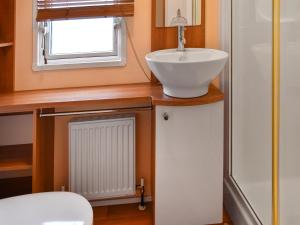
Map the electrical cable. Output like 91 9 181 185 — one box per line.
123 19 152 82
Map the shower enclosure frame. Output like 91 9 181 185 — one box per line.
220 0 280 224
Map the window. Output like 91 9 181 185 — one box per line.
33 17 126 71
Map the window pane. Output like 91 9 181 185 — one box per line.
50 18 115 55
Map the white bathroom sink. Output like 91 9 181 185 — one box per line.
146 48 228 98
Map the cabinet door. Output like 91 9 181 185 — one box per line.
155 102 224 225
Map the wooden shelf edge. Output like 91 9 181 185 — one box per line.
151 84 224 106
0 165 32 173
0 144 33 174
0 83 225 113
0 166 32 180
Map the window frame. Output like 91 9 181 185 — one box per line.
44 18 119 60
32 5 127 71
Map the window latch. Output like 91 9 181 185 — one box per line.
113 18 122 29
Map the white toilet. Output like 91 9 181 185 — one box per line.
0 192 93 225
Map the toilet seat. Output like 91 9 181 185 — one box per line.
0 192 93 225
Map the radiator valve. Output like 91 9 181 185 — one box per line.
137 178 146 211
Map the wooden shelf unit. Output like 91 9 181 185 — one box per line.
0 144 33 199
0 0 30 199
0 144 32 174
0 0 15 93
0 109 34 200
0 177 32 199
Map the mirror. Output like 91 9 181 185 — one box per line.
156 0 202 27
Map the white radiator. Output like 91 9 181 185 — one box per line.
69 115 136 200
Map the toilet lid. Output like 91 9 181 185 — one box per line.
0 192 93 225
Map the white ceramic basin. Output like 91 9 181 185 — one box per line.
145 48 228 98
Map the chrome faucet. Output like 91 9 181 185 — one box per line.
171 9 188 51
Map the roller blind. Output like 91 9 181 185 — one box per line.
36 0 134 21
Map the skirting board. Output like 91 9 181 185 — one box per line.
224 179 261 225
90 196 152 207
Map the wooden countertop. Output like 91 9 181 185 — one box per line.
151 84 224 106
0 83 224 113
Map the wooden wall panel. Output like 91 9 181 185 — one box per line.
0 0 15 93
32 109 55 193
0 47 14 92
0 0 14 42
151 0 206 82
151 0 205 50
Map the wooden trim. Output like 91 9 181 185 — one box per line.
0 111 33 116
36 4 134 21
32 109 55 193
0 0 15 93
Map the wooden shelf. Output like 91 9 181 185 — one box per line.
0 42 13 48
0 176 32 199
0 144 32 174
0 83 224 113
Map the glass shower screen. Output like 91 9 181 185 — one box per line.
231 0 300 224
279 0 300 224
231 0 273 224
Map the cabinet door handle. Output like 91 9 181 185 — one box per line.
162 112 169 121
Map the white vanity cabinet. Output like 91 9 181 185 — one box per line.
155 101 224 225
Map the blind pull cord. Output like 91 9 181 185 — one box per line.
38 22 49 64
